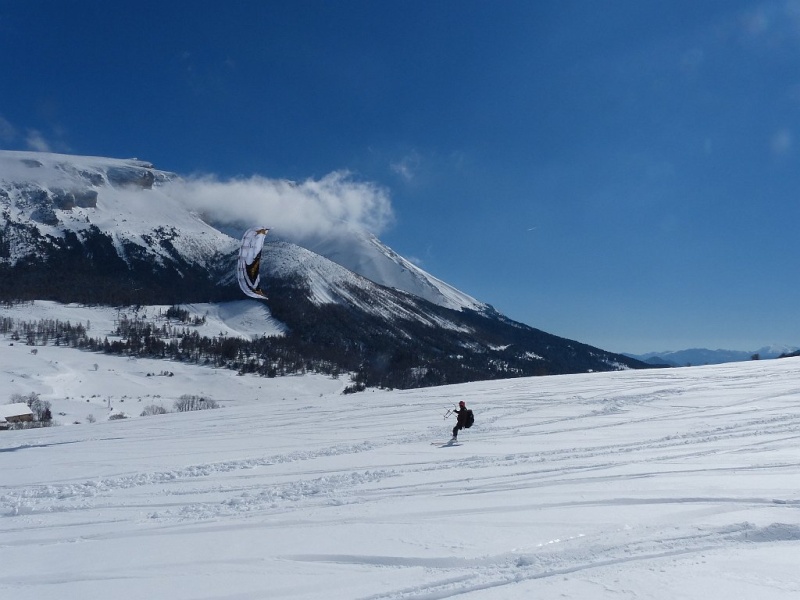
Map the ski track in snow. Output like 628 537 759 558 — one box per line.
0 441 384 517
338 522 800 600
2 349 800 599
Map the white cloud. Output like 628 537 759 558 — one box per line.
165 170 394 241
770 128 793 155
736 1 800 45
0 115 16 144
25 129 52 152
390 151 421 182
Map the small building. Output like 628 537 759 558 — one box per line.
0 403 35 429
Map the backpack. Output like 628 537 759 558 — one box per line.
464 409 474 429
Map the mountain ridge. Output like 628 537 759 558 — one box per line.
0 150 486 313
626 345 800 367
0 150 650 387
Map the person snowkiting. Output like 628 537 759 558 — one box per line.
452 400 469 441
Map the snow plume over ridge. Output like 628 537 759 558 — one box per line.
166 171 394 240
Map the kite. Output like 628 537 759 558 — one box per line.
237 227 270 299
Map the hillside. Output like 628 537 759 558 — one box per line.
2 335 800 599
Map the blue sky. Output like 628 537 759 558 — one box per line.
1 0 799 354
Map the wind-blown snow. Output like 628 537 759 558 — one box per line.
2 304 800 599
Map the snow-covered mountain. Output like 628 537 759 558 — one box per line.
289 227 487 312
0 150 484 313
0 151 236 270
0 150 648 386
263 240 473 331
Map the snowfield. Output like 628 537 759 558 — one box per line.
2 305 800 599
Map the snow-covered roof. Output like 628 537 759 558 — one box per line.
0 402 34 420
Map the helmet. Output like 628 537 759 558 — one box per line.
459 401 466 407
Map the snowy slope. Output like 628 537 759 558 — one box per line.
0 300 286 341
298 228 488 312
265 240 471 330
2 311 800 599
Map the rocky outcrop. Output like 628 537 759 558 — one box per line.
51 188 98 210
107 166 156 189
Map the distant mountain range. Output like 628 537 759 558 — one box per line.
0 150 651 389
625 345 800 367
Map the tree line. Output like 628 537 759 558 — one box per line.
0 305 531 391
